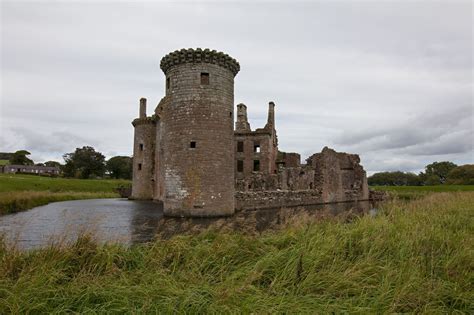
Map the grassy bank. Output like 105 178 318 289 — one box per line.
0 174 130 193
1 192 472 313
371 184 474 200
0 174 130 214
0 191 118 215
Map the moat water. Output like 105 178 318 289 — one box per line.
0 198 379 250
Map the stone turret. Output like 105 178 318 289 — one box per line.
235 103 251 132
131 98 156 199
158 48 240 217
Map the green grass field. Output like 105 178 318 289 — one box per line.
0 173 130 193
0 174 131 215
0 192 472 313
371 184 474 200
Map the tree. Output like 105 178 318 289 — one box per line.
422 161 458 185
446 164 474 185
63 146 106 179
44 161 61 168
368 171 422 186
9 150 34 165
106 156 132 179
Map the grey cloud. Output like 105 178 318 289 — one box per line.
1 1 472 172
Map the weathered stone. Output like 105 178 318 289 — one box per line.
131 48 370 217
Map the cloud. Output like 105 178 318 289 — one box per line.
1 1 472 172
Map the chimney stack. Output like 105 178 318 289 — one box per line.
265 101 275 130
139 98 147 118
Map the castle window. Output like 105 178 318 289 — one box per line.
190 141 196 149
139 143 144 151
138 163 142 171
166 77 170 90
253 160 260 172
200 72 209 85
254 143 260 153
237 160 244 172
237 141 244 152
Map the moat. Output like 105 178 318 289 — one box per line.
0 199 379 250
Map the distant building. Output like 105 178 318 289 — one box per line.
2 164 60 175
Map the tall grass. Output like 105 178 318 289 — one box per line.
1 192 472 313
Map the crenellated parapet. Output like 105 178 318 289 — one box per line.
131 116 156 127
160 48 240 77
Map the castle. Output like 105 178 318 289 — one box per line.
131 48 369 217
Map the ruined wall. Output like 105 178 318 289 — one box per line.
278 167 315 190
234 102 278 179
159 48 239 217
235 190 323 210
307 147 369 203
235 132 274 179
276 151 301 169
234 147 369 210
131 98 156 199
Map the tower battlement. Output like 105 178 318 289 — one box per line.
160 48 240 76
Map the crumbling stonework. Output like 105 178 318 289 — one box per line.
131 48 370 217
306 147 369 203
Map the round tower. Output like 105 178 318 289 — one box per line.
131 98 156 200
159 48 240 217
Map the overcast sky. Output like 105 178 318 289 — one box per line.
1 0 472 174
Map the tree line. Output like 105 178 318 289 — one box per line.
368 161 474 186
7 147 132 180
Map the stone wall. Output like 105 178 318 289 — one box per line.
307 147 369 203
234 102 278 179
278 167 315 190
235 190 323 210
235 132 275 179
276 151 301 169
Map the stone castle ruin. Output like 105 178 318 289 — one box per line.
131 48 369 217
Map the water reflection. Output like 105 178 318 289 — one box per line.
0 199 378 250
157 201 376 238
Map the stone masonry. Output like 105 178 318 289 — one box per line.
131 48 369 216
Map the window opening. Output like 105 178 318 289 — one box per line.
253 160 260 171
254 143 260 153
237 160 244 172
237 141 244 152
201 72 209 85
